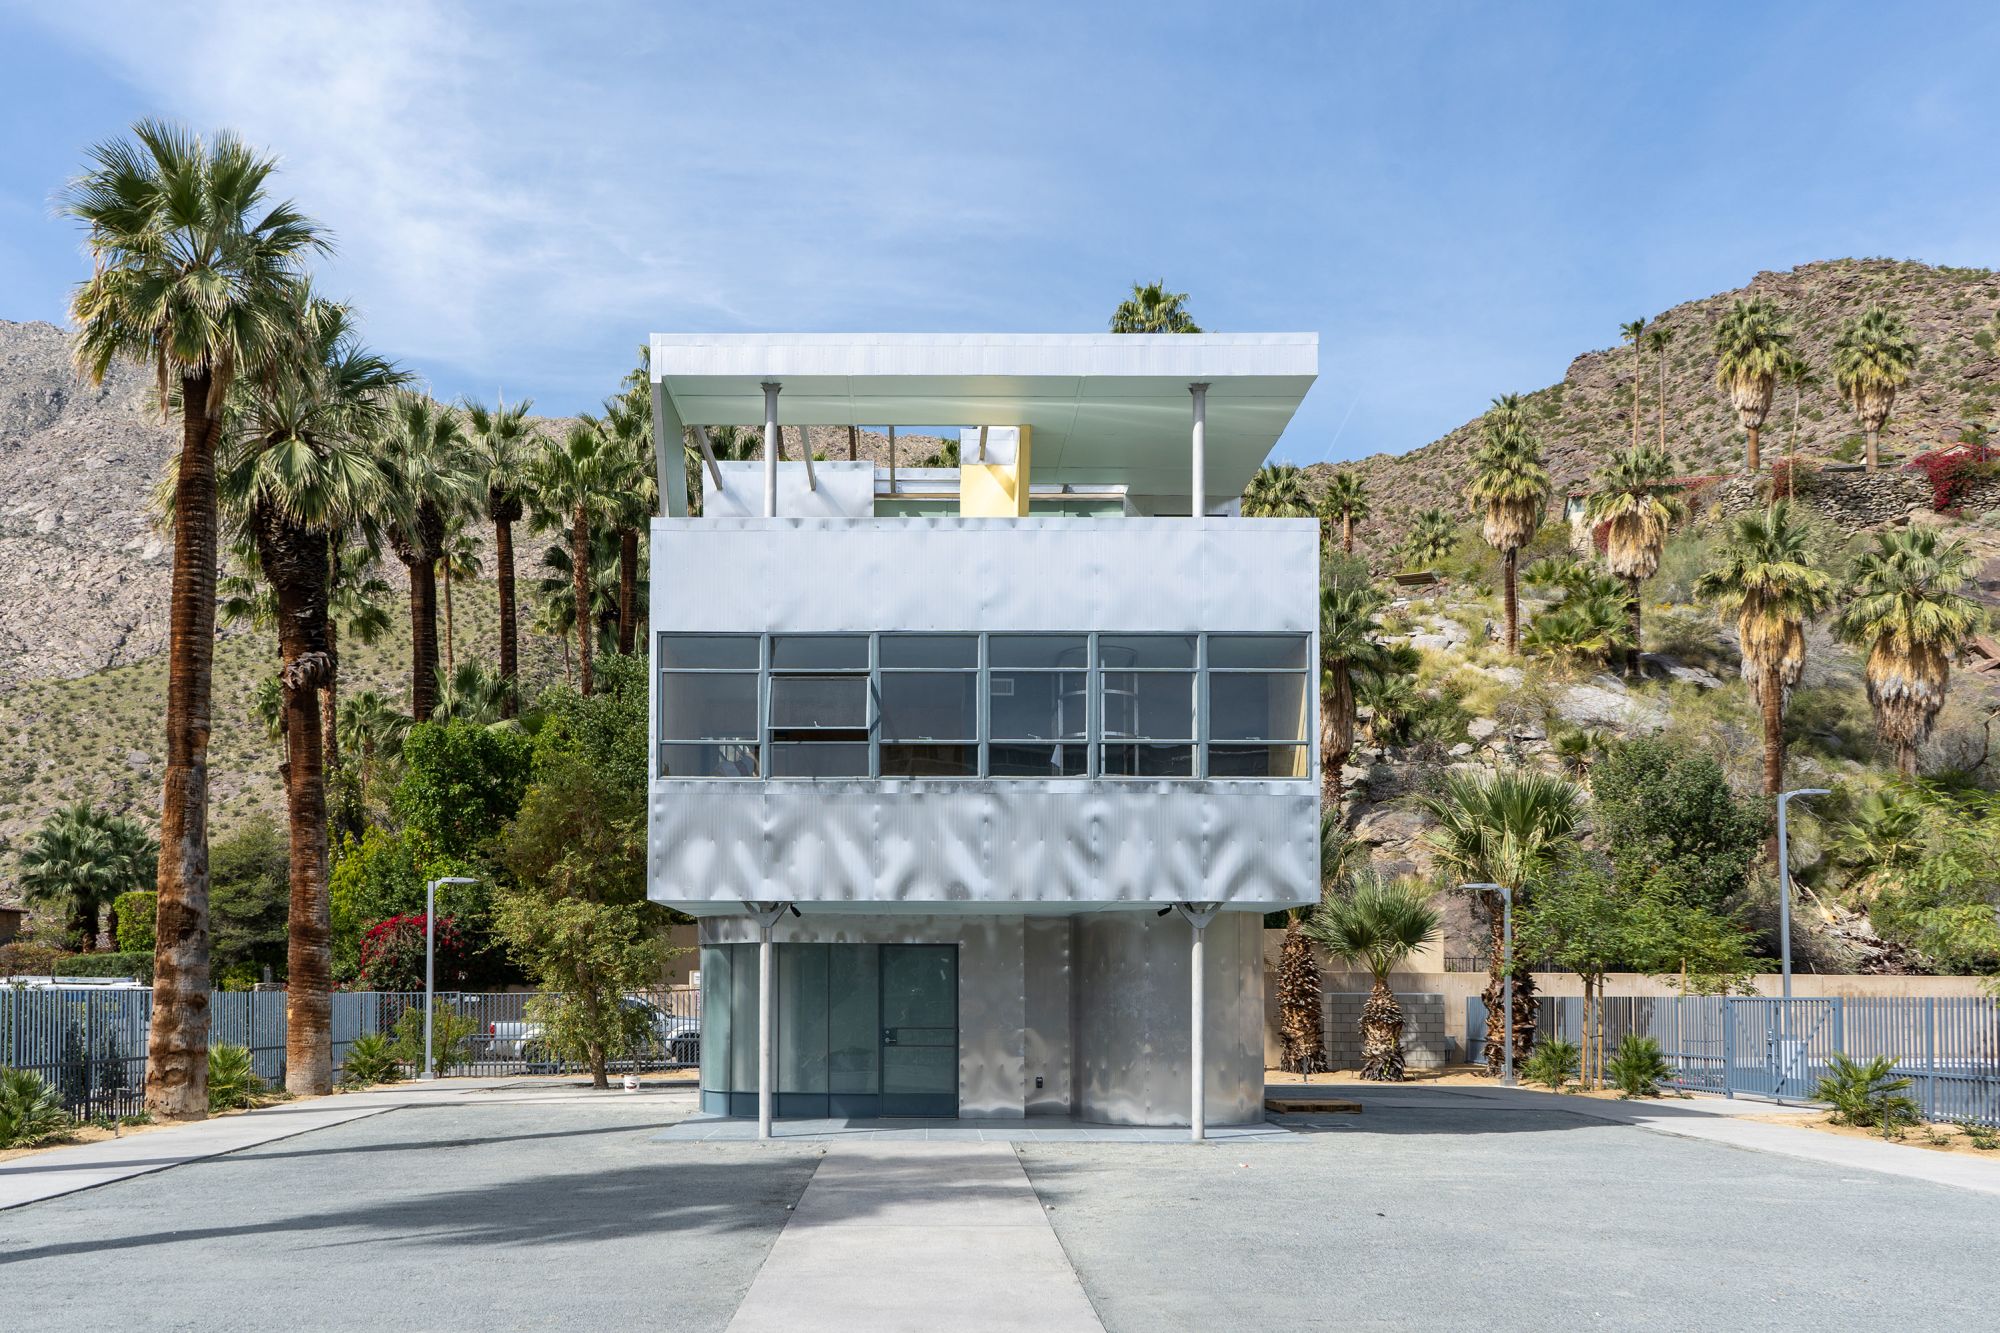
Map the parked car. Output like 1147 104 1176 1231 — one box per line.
486 995 699 1068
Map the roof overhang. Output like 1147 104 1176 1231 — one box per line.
648 332 1317 501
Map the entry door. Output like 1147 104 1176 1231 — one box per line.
878 944 957 1116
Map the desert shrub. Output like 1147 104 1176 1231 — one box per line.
359 913 469 992
395 719 533 858
1605 1035 1673 1099
48 951 154 982
390 1003 478 1075
113 890 157 953
1591 738 1765 914
1955 1119 2000 1150
339 1033 404 1087
0 942 72 977
206 1043 264 1112
1523 1037 1580 1092
0 1067 71 1148
1816 1054 1920 1135
1645 523 1724 604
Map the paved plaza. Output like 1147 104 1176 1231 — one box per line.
2 1079 1997 1331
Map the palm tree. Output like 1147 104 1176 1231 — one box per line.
1304 873 1442 1080
432 660 512 725
1466 399 1550 653
1584 443 1686 673
220 290 400 1095
1620 318 1648 453
61 121 328 1121
1835 528 1982 777
601 391 657 655
1419 769 1584 1073
438 521 483 679
1832 306 1920 472
1694 501 1836 813
337 689 409 794
1320 577 1388 806
1777 352 1817 465
1318 472 1370 554
376 394 471 723
323 540 394 774
1647 326 1675 450
1712 298 1792 474
18 805 156 952
463 397 535 715
1109 280 1201 333
1242 462 1314 517
1402 507 1458 569
530 418 618 694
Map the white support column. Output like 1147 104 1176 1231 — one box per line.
795 423 816 490
746 901 787 1140
888 425 898 494
1174 903 1219 1141
692 425 725 490
760 382 781 518
1188 382 1209 519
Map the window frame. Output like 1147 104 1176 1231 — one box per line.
985 633 1092 779
767 633 874 780
1202 632 1312 780
877 633 981 779
656 631 764 779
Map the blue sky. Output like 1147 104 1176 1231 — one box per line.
4 1 1998 464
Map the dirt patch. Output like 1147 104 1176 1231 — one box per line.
1746 1112 2000 1158
0 1116 171 1165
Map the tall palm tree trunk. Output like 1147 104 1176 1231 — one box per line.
1322 666 1354 807
617 527 638 656
1625 573 1644 679
494 515 519 717
1746 424 1762 475
1632 355 1642 452
572 506 594 696
1360 979 1407 1081
408 560 440 723
1658 355 1668 450
441 557 456 677
1865 426 1881 474
1760 664 1787 863
257 512 334 1096
1502 548 1520 653
321 613 340 778
148 368 221 1122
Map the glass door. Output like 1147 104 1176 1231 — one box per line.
878 944 957 1116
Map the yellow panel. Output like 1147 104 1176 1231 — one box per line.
958 425 1032 517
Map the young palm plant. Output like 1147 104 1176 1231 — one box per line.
1402 507 1459 570
1466 397 1551 653
1419 769 1584 1074
1835 528 1982 777
1695 501 1835 808
1832 306 1919 472
1304 873 1442 1081
61 119 328 1121
220 290 401 1094
376 394 473 723
1712 298 1792 474
18 804 156 951
463 397 536 715
1777 351 1817 464
1318 471 1370 554
1584 443 1685 673
1242 462 1315 517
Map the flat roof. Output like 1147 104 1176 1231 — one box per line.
649 333 1317 500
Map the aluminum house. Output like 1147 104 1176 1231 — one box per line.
645 333 1321 1137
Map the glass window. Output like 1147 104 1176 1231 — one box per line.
989 742 1089 778
770 742 871 778
1208 672 1309 743
658 743 759 779
880 635 977 669
1101 743 1195 778
989 670 1085 741
1101 671 1194 740
1208 744 1309 779
770 675 868 730
771 635 867 670
777 944 830 1094
660 634 760 670
659 633 760 779
1097 634 1196 669
1206 634 1309 670
990 634 1088 669
880 672 977 740
659 673 758 741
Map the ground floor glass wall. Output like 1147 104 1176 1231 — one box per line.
700 942 957 1118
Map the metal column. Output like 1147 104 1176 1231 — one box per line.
760 382 781 518
745 902 788 1139
1188 382 1209 518
1174 904 1218 1141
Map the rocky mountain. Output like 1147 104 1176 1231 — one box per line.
1317 258 2000 555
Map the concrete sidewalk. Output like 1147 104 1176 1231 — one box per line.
1281 1080 2000 1197
726 1140 1102 1332
0 1076 696 1211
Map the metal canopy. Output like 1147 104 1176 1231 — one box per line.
649 332 1317 500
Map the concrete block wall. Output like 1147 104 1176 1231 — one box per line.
1319 991 1447 1071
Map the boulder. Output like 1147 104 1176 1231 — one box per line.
1555 682 1667 732
1467 717 1500 742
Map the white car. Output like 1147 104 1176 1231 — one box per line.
485 996 699 1067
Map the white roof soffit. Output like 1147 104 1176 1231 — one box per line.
649 333 1317 496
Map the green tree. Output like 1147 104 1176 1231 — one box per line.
1466 397 1551 653
532 652 649 794
1832 305 1919 472
1319 576 1388 807
1584 443 1685 673
1318 471 1370 554
1712 297 1792 473
1835 527 1983 777
61 119 328 1121
1242 463 1314 517
1303 873 1441 1081
1419 769 1584 1073
1402 507 1458 569
437 520 483 680
376 392 472 722
600 390 658 656
530 418 619 695
18 805 156 951
209 816 290 988
1777 351 1817 464
1695 501 1836 808
463 397 536 716
1109 280 1201 333
394 720 533 859
1590 738 1765 914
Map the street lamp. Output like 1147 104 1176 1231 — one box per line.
1463 882 1514 1087
1775 789 1830 999
421 877 478 1080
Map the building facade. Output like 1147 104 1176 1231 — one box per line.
646 334 1320 1135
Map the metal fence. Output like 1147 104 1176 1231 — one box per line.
1468 993 2000 1127
2 985 701 1121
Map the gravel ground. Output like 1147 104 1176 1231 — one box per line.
0 1091 819 1333
1020 1098 2000 1332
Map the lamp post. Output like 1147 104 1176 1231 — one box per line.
421 877 478 1080
1463 883 1514 1087
1775 789 1830 999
